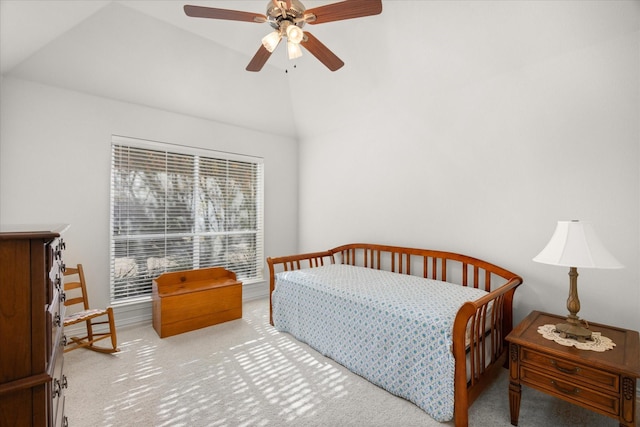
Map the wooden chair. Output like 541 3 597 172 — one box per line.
63 264 119 353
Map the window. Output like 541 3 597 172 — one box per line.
110 136 264 302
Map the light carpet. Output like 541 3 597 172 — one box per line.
64 298 617 426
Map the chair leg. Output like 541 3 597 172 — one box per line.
107 307 118 351
85 318 94 343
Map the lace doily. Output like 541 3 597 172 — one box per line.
537 324 616 352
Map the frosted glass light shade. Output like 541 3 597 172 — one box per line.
287 41 302 59
262 31 281 53
286 24 304 44
533 220 623 269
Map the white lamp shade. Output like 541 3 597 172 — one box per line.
533 220 623 269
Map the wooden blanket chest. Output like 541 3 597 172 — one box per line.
152 267 242 338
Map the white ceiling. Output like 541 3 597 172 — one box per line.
1 1 638 139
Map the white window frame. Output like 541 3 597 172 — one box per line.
109 135 264 303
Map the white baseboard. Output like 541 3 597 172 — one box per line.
243 280 269 301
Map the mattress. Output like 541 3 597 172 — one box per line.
271 264 489 421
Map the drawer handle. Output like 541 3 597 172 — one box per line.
551 360 580 374
551 380 580 395
53 379 61 398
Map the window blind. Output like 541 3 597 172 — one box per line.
110 136 264 302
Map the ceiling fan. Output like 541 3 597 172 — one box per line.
184 0 383 72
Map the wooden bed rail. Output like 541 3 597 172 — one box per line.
330 243 519 291
268 250 334 272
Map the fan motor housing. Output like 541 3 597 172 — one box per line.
266 0 306 30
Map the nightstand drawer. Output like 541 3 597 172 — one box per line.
521 347 619 393
521 366 619 416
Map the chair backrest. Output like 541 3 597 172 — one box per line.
63 264 90 311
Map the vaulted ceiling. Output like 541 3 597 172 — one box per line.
2 1 637 139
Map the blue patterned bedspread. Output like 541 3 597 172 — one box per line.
271 264 489 421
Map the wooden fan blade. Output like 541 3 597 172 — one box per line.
246 44 274 72
184 5 267 23
305 0 382 25
301 32 344 71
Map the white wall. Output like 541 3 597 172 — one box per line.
0 77 298 326
297 12 640 331
1 1 638 334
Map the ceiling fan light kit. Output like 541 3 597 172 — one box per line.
184 0 382 72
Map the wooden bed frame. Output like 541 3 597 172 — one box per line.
267 243 523 427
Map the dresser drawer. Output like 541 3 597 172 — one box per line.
49 335 67 427
47 289 65 363
521 347 619 393
47 238 64 296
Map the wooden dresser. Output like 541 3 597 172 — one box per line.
0 225 69 426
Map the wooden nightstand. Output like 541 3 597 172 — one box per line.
506 311 640 426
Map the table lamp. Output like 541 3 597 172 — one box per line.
533 220 623 342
